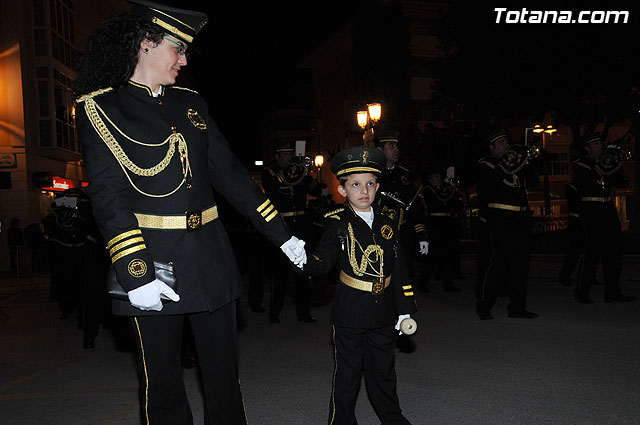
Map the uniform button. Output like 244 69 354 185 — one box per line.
158 99 163 105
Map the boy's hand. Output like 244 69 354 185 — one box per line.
419 241 429 255
395 314 411 335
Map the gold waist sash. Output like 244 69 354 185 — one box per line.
340 271 391 294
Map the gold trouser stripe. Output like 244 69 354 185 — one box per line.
134 205 218 229
330 326 337 425
429 212 451 216
133 318 150 425
280 210 306 217
339 271 391 292
582 196 610 202
488 203 526 212
109 236 145 257
402 285 412 290
265 210 279 222
107 229 142 250
111 244 146 264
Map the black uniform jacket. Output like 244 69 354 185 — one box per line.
76 82 291 316
423 183 463 218
476 156 539 227
572 157 628 218
301 204 417 329
376 164 428 242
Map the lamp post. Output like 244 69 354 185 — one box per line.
357 102 382 146
525 124 557 215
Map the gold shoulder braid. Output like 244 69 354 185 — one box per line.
81 96 192 198
347 222 384 278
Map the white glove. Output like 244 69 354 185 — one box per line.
395 314 411 335
419 241 429 255
280 236 307 267
128 279 180 311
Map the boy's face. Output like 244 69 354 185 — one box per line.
337 173 380 212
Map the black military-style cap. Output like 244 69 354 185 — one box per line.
374 129 400 147
274 140 294 153
331 146 386 177
129 0 208 44
582 133 602 146
486 128 508 145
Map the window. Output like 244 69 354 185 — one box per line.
550 152 569 176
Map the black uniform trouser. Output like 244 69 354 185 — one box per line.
419 219 457 289
576 205 623 298
270 250 311 319
247 232 267 309
80 241 109 340
57 245 83 317
269 216 312 320
475 213 530 314
330 325 410 425
558 216 584 283
399 225 415 275
131 301 246 425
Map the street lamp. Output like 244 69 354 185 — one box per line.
525 124 557 215
357 102 382 146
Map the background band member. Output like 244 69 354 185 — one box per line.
474 129 539 320
572 133 637 304
262 141 320 323
374 130 429 276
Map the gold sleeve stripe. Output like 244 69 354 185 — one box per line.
107 229 142 250
402 285 412 290
265 210 279 223
109 237 145 257
257 199 271 212
260 204 275 217
111 244 147 264
404 291 414 296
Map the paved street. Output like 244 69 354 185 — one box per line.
1 254 639 425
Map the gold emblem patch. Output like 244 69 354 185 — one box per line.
381 224 394 239
187 211 202 231
187 109 207 131
362 150 369 164
128 259 148 278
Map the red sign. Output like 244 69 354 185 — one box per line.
41 176 75 192
81 181 89 188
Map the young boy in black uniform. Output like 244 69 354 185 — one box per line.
299 146 417 425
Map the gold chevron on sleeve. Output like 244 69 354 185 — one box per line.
257 199 279 222
107 229 142 250
402 285 413 290
404 291 414 297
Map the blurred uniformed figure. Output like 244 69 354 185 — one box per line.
261 140 320 323
43 191 85 321
419 166 463 293
374 130 429 274
74 2 305 423
558 182 583 287
572 133 637 304
475 129 539 320
299 145 416 425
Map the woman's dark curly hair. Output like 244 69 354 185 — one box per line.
73 14 164 97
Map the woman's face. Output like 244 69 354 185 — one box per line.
140 35 188 87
